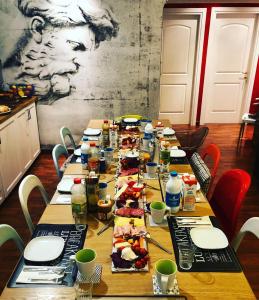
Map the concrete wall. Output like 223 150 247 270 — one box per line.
0 0 165 145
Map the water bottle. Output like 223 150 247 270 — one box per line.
71 178 87 227
144 121 154 139
165 171 182 213
81 138 90 170
109 124 118 149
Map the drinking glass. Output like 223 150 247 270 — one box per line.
178 244 195 270
74 280 93 300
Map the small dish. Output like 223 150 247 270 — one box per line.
57 177 74 193
190 227 228 249
170 149 186 158
83 128 101 136
24 236 65 263
74 148 81 156
0 107 11 115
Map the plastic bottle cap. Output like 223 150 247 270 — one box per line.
73 178 82 184
170 171 178 177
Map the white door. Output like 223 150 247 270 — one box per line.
159 14 198 124
202 12 257 123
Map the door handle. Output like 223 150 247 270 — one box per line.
239 72 248 80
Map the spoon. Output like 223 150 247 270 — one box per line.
140 231 172 254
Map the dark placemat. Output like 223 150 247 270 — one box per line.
170 157 189 165
7 223 87 288
167 216 242 272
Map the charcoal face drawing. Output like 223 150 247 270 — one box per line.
0 0 119 104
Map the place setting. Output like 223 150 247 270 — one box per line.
8 223 88 288
167 216 242 273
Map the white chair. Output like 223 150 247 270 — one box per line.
60 126 76 154
232 217 259 251
19 175 50 235
237 113 256 145
52 144 71 179
0 224 24 253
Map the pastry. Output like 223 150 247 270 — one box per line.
0 105 9 113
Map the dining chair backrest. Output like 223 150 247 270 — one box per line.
60 126 76 154
232 217 259 252
201 143 221 178
0 224 24 253
200 143 221 196
210 169 251 241
19 175 50 235
175 126 209 158
52 144 68 179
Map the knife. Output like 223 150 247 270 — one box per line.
97 218 114 236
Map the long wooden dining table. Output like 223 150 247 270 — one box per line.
1 120 256 300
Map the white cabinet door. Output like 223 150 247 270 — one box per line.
160 15 198 124
17 103 40 171
17 108 32 170
202 11 257 123
0 118 22 195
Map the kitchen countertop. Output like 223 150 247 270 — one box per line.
0 96 37 125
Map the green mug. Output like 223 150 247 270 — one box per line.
70 248 96 279
150 201 167 224
155 259 177 293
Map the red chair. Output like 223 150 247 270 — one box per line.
200 143 221 195
210 169 251 241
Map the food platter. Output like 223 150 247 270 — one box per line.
111 216 149 272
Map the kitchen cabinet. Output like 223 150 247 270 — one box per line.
0 101 40 203
16 103 40 171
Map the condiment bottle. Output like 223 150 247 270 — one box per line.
160 141 170 172
86 172 99 212
71 178 87 227
102 119 110 148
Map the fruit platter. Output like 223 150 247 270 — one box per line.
114 178 146 209
111 216 149 272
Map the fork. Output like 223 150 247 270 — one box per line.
28 277 63 283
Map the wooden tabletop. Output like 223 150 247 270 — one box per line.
1 121 256 300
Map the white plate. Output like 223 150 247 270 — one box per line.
190 227 229 249
123 117 138 123
170 149 186 158
83 128 101 136
74 148 81 156
162 127 175 136
57 177 74 193
24 236 65 262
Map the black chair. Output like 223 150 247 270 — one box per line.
175 126 209 159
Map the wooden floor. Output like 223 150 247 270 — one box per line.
1 124 259 297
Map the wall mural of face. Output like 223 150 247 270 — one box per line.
0 0 119 104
